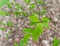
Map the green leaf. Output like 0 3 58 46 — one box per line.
32 23 43 41
24 0 30 4
38 0 45 5
23 33 30 43
0 10 9 16
29 3 36 9
22 11 27 16
40 8 46 15
42 22 49 29
6 21 13 27
0 0 9 8
14 11 21 17
29 15 40 22
7 2 12 9
23 28 33 33
20 33 30 46
14 42 18 46
15 3 22 8
0 27 5 32
53 38 60 46
42 17 50 23
42 17 50 29
30 22 38 25
19 40 24 46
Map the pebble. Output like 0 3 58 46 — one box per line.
8 38 13 43
0 31 2 35
49 37 53 41
53 17 58 21
42 40 50 46
15 38 19 42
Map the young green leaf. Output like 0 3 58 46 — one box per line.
19 40 24 46
30 22 38 25
53 38 60 46
42 17 50 23
22 11 27 16
23 28 33 33
6 21 13 27
23 33 30 43
0 27 5 32
0 10 9 16
42 22 49 29
14 42 18 46
15 3 22 9
32 23 43 41
29 15 40 22
24 0 30 4
42 17 50 29
7 2 12 9
0 0 9 8
38 0 45 5
20 33 30 46
29 3 36 9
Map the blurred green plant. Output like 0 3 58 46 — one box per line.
53 38 60 46
0 10 9 16
14 42 18 46
19 0 50 46
0 0 9 8
6 21 13 27
24 0 31 4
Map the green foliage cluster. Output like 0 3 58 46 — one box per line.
19 0 50 46
0 0 9 8
53 38 60 46
0 0 59 46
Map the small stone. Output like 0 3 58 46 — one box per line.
42 40 50 46
15 38 19 42
54 17 58 21
8 38 13 43
49 37 53 41
0 31 2 35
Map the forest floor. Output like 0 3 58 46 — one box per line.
0 0 60 46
